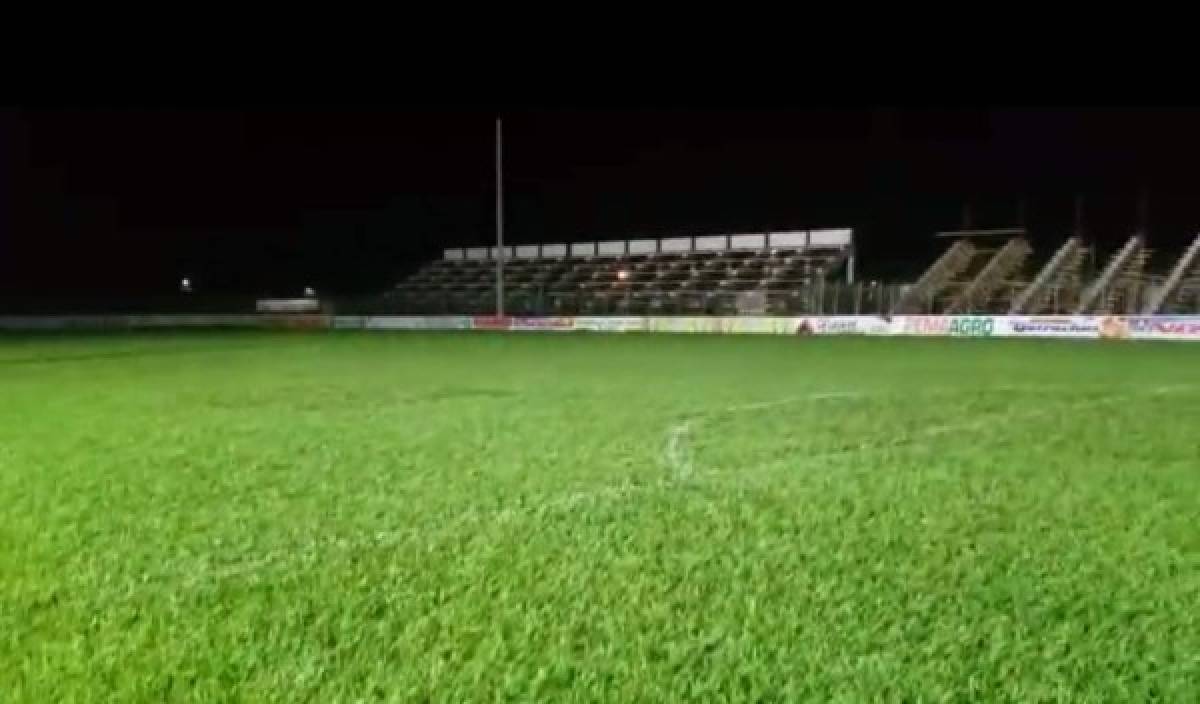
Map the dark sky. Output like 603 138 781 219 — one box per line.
4 108 1200 297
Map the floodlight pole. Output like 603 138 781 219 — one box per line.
1073 194 1085 239
1137 187 1149 238
495 117 505 317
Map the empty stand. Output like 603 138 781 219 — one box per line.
392 232 852 315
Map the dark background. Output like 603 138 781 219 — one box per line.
3 108 1199 299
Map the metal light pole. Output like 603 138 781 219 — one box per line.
495 118 505 316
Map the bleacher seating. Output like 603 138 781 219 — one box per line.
391 232 852 315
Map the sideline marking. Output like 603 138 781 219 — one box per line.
662 391 866 481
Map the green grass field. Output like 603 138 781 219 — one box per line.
2 331 1199 702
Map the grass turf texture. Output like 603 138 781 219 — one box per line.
1 331 1198 702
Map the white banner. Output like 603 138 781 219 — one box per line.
364 316 471 330
998 316 1100 339
643 317 798 334
573 317 645 333
510 317 575 331
792 316 894 336
332 316 367 330
1125 315 1200 341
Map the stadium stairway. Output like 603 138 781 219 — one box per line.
1010 237 1089 314
1142 232 1200 313
891 239 977 314
1076 235 1145 314
945 238 1032 314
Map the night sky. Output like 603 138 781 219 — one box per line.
4 108 1200 298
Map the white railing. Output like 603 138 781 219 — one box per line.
442 229 853 261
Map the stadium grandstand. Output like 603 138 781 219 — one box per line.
347 227 1200 318
380 229 856 316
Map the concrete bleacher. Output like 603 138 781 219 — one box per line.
393 230 854 315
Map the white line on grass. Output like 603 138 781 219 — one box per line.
179 387 1180 587
696 386 1197 489
663 384 1198 487
662 391 866 481
664 420 696 480
124 385 1195 592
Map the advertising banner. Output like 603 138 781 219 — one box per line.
5 313 1200 341
900 316 949 336
798 316 895 336
898 316 994 337
510 317 575 331
425 316 473 330
644 317 712 334
736 317 800 334
365 316 471 331
1126 316 1200 340
643 317 757 334
1004 316 1098 338
947 317 995 337
573 317 646 333
816 318 860 335
638 317 807 335
471 316 513 331
365 316 430 330
1097 316 1131 340
332 316 367 330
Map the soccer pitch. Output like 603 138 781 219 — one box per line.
2 331 1198 701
